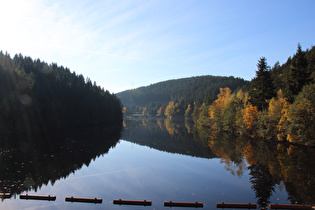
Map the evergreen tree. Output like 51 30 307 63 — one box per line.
284 43 310 102
249 57 275 110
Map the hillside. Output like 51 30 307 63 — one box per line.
116 75 247 114
0 52 123 140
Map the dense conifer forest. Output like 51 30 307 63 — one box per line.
117 75 247 115
0 52 123 141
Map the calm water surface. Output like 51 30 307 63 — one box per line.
1 119 311 209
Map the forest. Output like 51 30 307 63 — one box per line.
189 44 315 146
119 44 315 146
0 51 123 143
117 75 247 115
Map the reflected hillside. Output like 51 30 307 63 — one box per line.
122 119 216 158
0 124 122 198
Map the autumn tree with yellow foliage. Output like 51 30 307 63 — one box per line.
255 89 290 138
165 102 176 118
208 87 232 131
242 105 259 132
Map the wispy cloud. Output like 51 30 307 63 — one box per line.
52 45 177 67
1 0 314 93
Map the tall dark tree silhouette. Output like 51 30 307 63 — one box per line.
249 57 275 110
284 43 310 102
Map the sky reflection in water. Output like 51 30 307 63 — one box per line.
0 139 289 210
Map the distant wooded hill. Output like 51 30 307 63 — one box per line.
116 75 247 114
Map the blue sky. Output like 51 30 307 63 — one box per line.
0 0 314 93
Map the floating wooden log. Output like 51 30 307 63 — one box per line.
216 202 257 209
0 193 11 199
269 204 312 210
164 201 203 207
113 199 152 206
65 196 102 203
20 194 56 201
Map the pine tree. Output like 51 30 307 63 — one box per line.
249 57 275 110
284 43 310 102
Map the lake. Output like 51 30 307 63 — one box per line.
0 118 314 209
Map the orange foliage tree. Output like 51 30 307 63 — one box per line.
165 102 175 118
243 105 259 132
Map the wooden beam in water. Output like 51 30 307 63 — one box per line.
216 202 257 209
164 201 203 207
113 199 152 206
0 193 11 199
20 194 56 201
269 204 312 210
65 196 102 203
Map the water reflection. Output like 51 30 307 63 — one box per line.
209 131 315 208
124 118 314 208
0 124 122 199
122 118 216 158
1 117 314 208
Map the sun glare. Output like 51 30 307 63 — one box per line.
0 0 40 52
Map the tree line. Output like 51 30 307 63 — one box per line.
117 75 247 116
0 51 123 142
120 44 315 146
188 44 315 146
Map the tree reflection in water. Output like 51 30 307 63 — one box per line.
0 124 122 198
249 164 275 209
123 118 215 159
124 118 315 207
209 128 315 207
